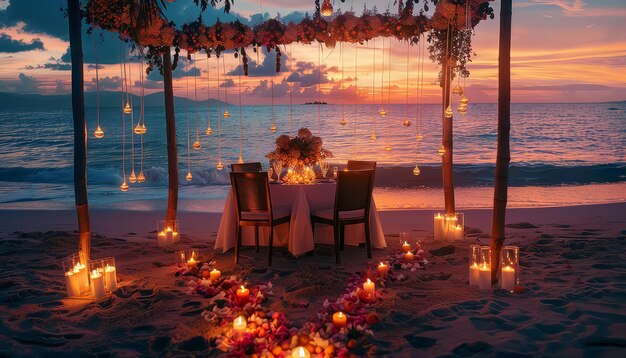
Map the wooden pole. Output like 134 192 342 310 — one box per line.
491 0 512 282
442 23 455 215
68 0 91 263
163 47 178 225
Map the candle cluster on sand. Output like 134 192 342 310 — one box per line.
158 226 179 246
434 212 464 241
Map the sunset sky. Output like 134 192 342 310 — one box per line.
0 0 625 104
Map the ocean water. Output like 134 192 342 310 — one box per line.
0 102 624 210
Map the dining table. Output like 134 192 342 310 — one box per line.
214 179 387 257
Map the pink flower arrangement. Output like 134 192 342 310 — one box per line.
266 127 333 168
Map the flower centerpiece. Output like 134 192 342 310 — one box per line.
266 127 332 184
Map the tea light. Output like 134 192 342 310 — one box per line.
104 264 117 292
434 213 445 241
363 278 375 296
90 269 106 299
332 311 347 328
478 263 491 290
232 315 246 337
469 262 480 286
236 285 250 303
187 257 198 268
209 268 221 282
64 270 80 297
404 251 414 262
401 241 411 253
291 346 311 358
377 262 389 278
501 265 516 292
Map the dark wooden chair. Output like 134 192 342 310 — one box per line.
310 169 375 264
231 162 263 172
230 172 290 266
346 160 377 171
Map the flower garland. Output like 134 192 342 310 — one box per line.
174 245 428 357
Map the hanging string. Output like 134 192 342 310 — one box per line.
317 42 321 135
370 37 376 141
406 40 410 122
353 43 358 158
222 56 229 117
340 42 345 126
216 55 222 169
205 54 212 135
289 44 293 137
193 53 200 149
237 51 243 163
380 37 385 116
270 65 276 132
119 44 127 190
385 38 391 151
186 68 191 172
418 33 425 138
92 15 102 138
127 52 136 182
139 59 145 182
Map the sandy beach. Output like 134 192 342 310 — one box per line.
1 202 624 356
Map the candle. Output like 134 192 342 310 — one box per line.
64 270 80 297
90 269 106 299
363 278 375 297
291 346 311 358
404 251 414 262
332 311 347 328
401 241 411 253
232 315 246 337
478 263 491 290
501 265 516 292
377 262 389 278
453 225 464 240
209 268 221 282
434 213 444 241
469 262 480 286
236 285 250 303
104 264 117 292
73 262 89 293
187 257 197 268
445 215 458 241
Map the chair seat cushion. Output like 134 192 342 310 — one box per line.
241 208 290 221
312 208 366 221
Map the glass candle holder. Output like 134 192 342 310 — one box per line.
184 250 200 269
102 257 117 292
157 220 179 247
434 212 465 241
499 246 520 292
89 259 106 299
478 247 492 290
333 166 338 179
399 232 412 252
469 245 482 286
62 253 89 297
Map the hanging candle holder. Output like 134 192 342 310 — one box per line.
89 259 106 300
120 180 129 192
129 170 137 183
384 145 391 151
402 119 411 127
452 85 464 95
193 141 201 150
206 126 213 135
412 164 421 176
270 122 276 133
321 0 333 16
137 171 145 183
101 257 117 292
157 220 179 247
123 103 132 114
216 160 224 171
469 245 482 286
141 124 147 134
339 118 347 126
416 133 424 141
133 123 143 135
223 110 230 119
458 106 468 115
460 95 469 105
379 108 387 117
94 125 104 139
185 171 193 182
62 252 89 297
500 246 520 292
438 145 446 156
444 105 453 118
478 247 492 290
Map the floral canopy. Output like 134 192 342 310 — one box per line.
85 0 493 74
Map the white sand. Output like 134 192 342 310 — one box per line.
0 202 625 356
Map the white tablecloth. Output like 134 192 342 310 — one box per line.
215 182 386 256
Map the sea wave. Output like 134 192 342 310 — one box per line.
0 163 623 188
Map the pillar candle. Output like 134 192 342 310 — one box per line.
104 265 117 292
209 269 221 282
332 311 347 328
404 251 414 262
73 263 89 293
444 215 458 241
434 214 444 241
363 278 375 296
236 285 250 303
478 263 491 290
291 346 311 358
453 225 464 240
377 262 389 278
469 263 480 286
90 270 106 299
187 257 198 269
65 271 80 297
232 315 246 337
501 265 516 292
401 241 411 253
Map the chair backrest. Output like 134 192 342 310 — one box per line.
231 162 263 173
334 169 375 215
230 172 273 220
346 160 377 171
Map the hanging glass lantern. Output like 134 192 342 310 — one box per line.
129 170 137 183
458 106 468 115
217 161 223 171
384 145 391 151
438 145 446 156
416 133 424 141
140 124 147 134
120 180 129 192
460 95 469 105
137 171 145 183
379 108 387 117
321 0 333 16
444 105 453 118
206 126 213 135
339 118 347 126
270 123 276 133
123 103 132 114
452 85 464 95
133 123 143 135
193 141 201 150
412 164 421 176
402 119 411 127
223 110 230 118
185 171 193 182
94 125 104 139
370 132 376 141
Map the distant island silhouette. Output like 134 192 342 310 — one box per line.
304 101 328 105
